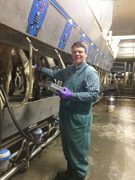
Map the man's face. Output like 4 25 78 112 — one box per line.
72 46 87 67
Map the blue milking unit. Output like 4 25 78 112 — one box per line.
33 128 43 144
0 148 11 172
28 0 49 35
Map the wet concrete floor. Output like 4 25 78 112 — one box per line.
10 98 135 180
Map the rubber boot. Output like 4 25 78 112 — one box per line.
73 171 85 180
73 176 85 180
57 161 74 180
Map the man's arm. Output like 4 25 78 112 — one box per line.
40 66 68 81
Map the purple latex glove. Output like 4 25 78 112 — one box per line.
35 64 40 70
58 87 72 99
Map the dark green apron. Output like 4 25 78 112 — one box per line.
59 65 93 177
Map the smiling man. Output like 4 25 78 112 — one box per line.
72 42 87 67
35 41 99 180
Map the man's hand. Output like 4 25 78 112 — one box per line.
57 87 72 99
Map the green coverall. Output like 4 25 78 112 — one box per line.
40 62 99 177
59 65 92 177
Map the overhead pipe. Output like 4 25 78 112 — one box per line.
0 85 35 143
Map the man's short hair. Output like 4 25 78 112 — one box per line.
71 41 88 54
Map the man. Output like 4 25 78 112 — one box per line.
35 41 99 180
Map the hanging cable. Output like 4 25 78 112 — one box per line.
10 139 26 163
0 85 36 144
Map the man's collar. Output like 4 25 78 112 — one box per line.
75 61 87 70
71 61 87 71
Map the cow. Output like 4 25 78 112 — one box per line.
0 43 38 101
0 43 58 102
